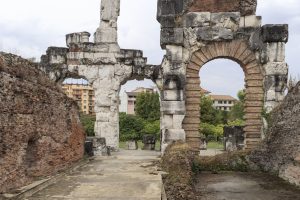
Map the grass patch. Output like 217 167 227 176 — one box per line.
194 150 251 173
207 141 224 149
119 140 161 151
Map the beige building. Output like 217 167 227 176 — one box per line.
209 95 237 111
62 84 95 115
120 87 156 115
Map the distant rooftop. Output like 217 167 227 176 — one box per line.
200 87 211 94
209 95 237 101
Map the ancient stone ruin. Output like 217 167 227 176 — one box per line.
40 0 288 152
250 82 300 186
0 53 85 193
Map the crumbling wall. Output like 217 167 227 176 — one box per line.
250 82 300 186
0 53 85 193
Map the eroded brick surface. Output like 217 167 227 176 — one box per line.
0 53 85 193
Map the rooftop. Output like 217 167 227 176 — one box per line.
209 95 237 101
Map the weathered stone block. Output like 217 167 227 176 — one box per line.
196 27 233 41
100 0 120 21
261 24 289 43
211 12 240 31
158 15 176 28
240 15 261 28
173 115 185 129
161 28 184 48
94 27 118 43
142 135 156 150
162 114 173 129
157 0 186 20
184 12 211 28
161 101 185 114
265 42 285 62
66 32 91 47
163 89 183 101
265 89 276 101
264 62 288 75
164 129 186 142
166 45 183 61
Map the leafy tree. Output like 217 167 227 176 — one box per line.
141 120 160 138
200 95 223 125
227 119 245 127
228 90 245 122
237 89 246 103
200 122 224 141
119 112 145 141
135 92 160 121
80 114 96 136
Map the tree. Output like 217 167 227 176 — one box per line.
200 122 224 141
237 89 246 103
119 113 144 141
200 95 222 125
135 92 160 121
228 90 245 122
141 120 160 138
80 114 96 136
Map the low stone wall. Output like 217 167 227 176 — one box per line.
250 82 300 186
0 53 85 193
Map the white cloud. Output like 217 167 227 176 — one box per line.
0 0 299 95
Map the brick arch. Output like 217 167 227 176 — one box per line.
184 40 264 151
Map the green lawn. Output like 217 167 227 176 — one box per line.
207 141 224 149
119 140 161 151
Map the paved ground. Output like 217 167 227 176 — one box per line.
196 172 300 200
26 150 162 200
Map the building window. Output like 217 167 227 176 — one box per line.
218 101 222 104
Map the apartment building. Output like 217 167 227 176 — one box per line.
120 87 156 115
62 84 95 115
209 95 237 111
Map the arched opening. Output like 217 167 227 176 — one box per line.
199 59 245 153
184 41 264 151
62 78 95 137
24 138 38 175
118 79 161 151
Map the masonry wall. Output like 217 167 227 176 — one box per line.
0 53 85 193
250 82 300 186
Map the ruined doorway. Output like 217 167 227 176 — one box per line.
184 41 264 151
199 59 245 152
118 79 161 151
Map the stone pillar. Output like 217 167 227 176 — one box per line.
160 45 187 153
261 25 289 112
94 0 120 44
93 77 120 150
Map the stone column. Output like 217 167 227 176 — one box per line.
160 45 187 153
261 25 289 112
94 0 120 44
93 76 120 150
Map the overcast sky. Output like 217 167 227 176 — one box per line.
0 0 299 98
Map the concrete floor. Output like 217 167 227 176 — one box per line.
196 172 300 200
26 150 162 200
